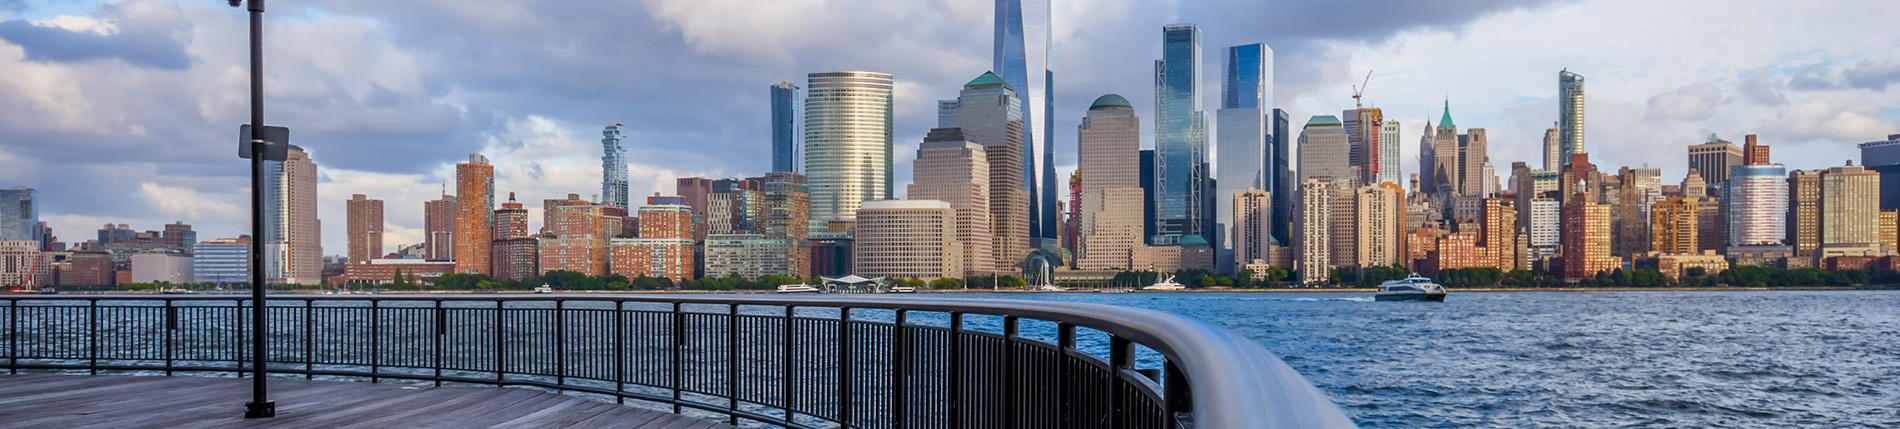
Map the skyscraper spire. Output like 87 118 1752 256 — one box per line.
1438 99 1455 130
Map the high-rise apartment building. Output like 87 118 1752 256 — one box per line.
1378 120 1402 186
1355 184 1405 268
1821 164 1881 246
1612 167 1662 256
854 200 962 281
0 188 35 243
1295 180 1331 284
1558 70 1585 168
1688 138 1744 184
1231 188 1270 269
945 72 1030 273
771 81 800 173
491 193 536 280
1216 43 1271 270
269 146 322 285
601 123 630 209
1343 108 1385 188
1742 134 1771 166
908 129 994 277
1725 164 1788 247
1542 127 1561 171
454 154 494 275
162 222 195 252
609 237 693 282
1858 134 1900 210
424 194 455 260
805 71 895 225
1458 128 1492 197
1788 169 1822 258
994 0 1056 250
1297 116 1352 188
1651 198 1699 254
539 200 607 276
757 172 811 278
1154 24 1209 245
704 234 795 280
1560 191 1615 280
345 194 383 264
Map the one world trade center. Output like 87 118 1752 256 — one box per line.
995 0 1057 255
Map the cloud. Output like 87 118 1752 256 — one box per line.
1759 98 1898 143
1788 61 1900 92
1646 82 1723 121
0 3 193 70
1739 71 1787 106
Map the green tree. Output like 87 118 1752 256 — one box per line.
929 278 963 289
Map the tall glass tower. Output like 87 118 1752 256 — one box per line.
1559 70 1585 167
804 71 895 226
601 123 630 209
1154 24 1207 244
1215 43 1271 272
995 0 1055 251
1269 109 1292 246
770 82 799 173
0 187 35 243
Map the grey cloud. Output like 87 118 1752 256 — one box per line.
1739 71 1787 106
0 4 193 70
1841 61 1900 91
1789 64 1836 90
1646 82 1723 121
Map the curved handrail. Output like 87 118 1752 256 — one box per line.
4 293 1355 428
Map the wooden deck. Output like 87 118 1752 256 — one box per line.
0 374 733 428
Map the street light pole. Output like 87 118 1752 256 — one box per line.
234 0 275 419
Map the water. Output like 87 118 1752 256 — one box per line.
949 291 1900 428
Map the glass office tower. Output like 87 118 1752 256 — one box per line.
995 0 1056 250
771 82 799 173
805 71 896 225
1154 24 1208 244
1215 43 1271 272
601 123 629 209
1559 70 1585 168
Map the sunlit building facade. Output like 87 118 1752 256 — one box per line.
805 71 895 226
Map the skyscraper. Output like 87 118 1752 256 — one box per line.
491 193 537 280
1788 169 1822 258
424 194 456 260
994 0 1055 251
1742 134 1771 166
1651 198 1699 254
1543 127 1561 171
601 123 630 209
1079 95 1140 232
455 154 495 275
1215 43 1271 271
1295 180 1332 284
1378 120 1401 186
855 200 963 281
1269 109 1292 246
1859 134 1900 210
1821 163 1880 246
1344 108 1384 187
1297 115 1352 188
345 194 383 264
1560 190 1614 280
908 128 994 277
945 72 1030 272
1231 188 1271 269
1459 129 1491 197
1558 70 1585 168
771 82 800 173
1430 102 1461 196
0 188 34 243
757 172 812 278
1154 24 1208 244
804 71 895 226
1725 164 1788 247
269 146 322 285
1688 137 1744 184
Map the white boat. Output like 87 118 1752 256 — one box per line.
533 284 555 294
1038 284 1067 292
1375 274 1447 302
1141 275 1187 291
158 287 194 294
888 286 917 294
776 284 821 294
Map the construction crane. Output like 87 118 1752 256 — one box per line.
8 251 46 291
1351 70 1373 110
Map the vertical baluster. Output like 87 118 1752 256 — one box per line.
727 303 739 426
1109 336 1133 429
1058 323 1075 429
304 300 314 380
370 300 380 383
495 301 505 386
1003 316 1019 429
165 300 176 376
88 299 97 375
837 307 852 426
1163 359 1191 429
893 310 908 429
671 301 683 414
7 299 15 374
434 300 445 387
782 305 795 424
948 312 962 429
556 300 566 392
616 301 625 405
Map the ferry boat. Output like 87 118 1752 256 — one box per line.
776 284 821 294
1141 275 1188 291
1038 284 1068 292
1374 274 1447 302
887 286 917 294
533 284 555 294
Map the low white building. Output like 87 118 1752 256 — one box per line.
131 253 193 284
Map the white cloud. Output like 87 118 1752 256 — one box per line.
1760 98 1898 144
1646 82 1723 121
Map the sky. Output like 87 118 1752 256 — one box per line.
1 0 1896 256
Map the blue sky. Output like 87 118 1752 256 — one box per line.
0 0 1895 255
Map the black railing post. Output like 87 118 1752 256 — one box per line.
303 300 313 380
7 299 15 374
87 299 97 375
1109 335 1134 429
1003 316 1019 428
1163 359 1192 429
495 301 505 385
671 302 683 414
370 299 380 383
782 305 796 423
837 307 852 426
434 300 444 387
1057 323 1076 429
726 303 739 426
892 309 908 429
555 300 566 392
948 312 963 429
615 301 625 405
238 0 274 419
165 300 176 376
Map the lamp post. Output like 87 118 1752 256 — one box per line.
230 0 275 419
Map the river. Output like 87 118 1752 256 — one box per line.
955 290 1900 428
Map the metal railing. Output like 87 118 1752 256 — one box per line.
0 294 1354 428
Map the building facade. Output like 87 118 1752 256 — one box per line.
704 234 795 280
192 237 250 284
424 194 456 260
1297 116 1352 188
1651 198 1699 254
944 72 1030 274
601 123 630 209
1688 139 1744 184
854 200 962 281
1295 180 1331 284
805 71 895 226
1215 43 1271 271
908 129 994 277
346 194 384 264
771 82 800 173
995 0 1056 251
455 154 495 275
609 238 694 281
0 188 36 243
1859 134 1900 210
1558 70 1585 167
1821 164 1882 247
1231 188 1271 269
1726 164 1789 247
1154 24 1209 245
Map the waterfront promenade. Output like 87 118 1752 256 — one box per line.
0 374 729 428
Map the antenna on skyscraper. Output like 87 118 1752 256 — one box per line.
1351 70 1374 110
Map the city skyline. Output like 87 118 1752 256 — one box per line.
0 0 1895 256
